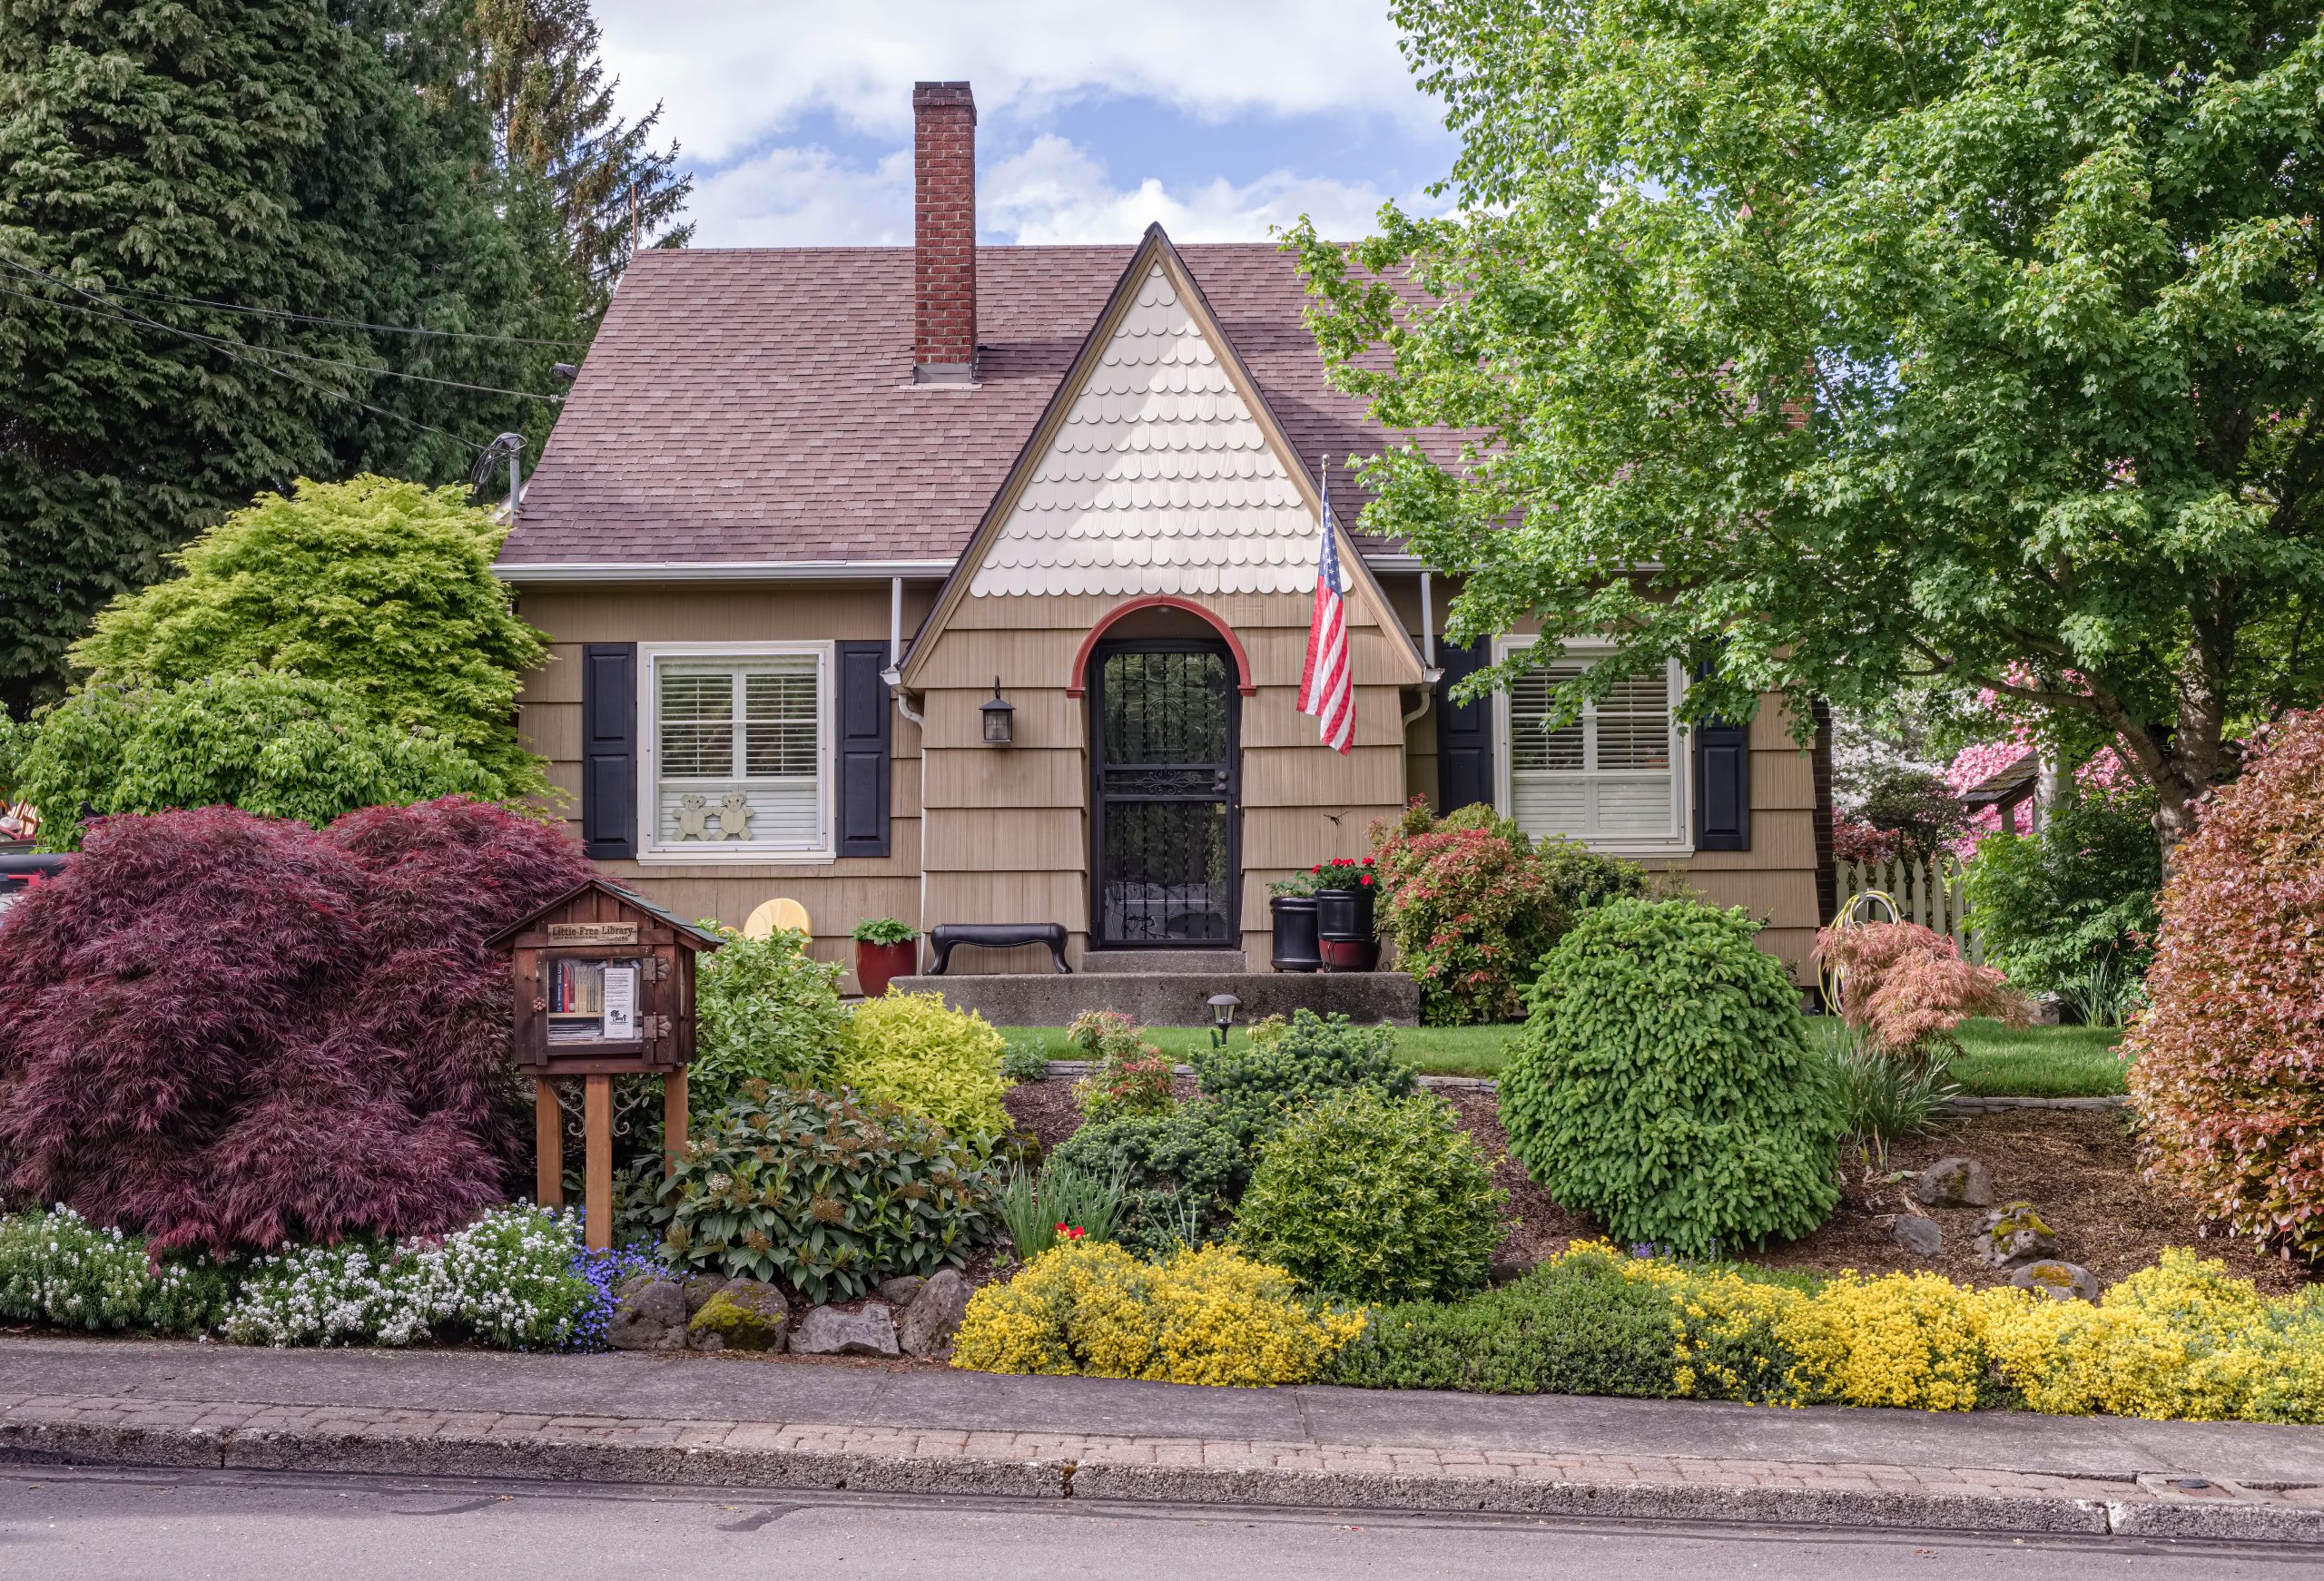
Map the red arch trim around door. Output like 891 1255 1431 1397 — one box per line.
1064 595 1262 697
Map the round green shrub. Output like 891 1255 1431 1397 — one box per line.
1499 897 1840 1257
834 989 1011 1140
655 1083 997 1303
1192 1008 1415 1115
1235 1087 1505 1304
691 922 848 1108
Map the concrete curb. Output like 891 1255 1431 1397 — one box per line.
6 1413 2319 1546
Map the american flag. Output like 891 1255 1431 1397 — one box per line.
1298 465 1354 754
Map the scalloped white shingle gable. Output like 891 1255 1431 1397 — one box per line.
968 263 1320 598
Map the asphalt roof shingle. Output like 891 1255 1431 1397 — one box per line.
499 242 1449 568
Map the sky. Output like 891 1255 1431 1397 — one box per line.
590 2 1462 249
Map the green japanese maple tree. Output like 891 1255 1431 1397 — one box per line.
1289 0 2324 849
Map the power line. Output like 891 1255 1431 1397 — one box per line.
0 282 491 455
0 258 562 405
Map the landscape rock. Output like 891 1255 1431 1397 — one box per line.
898 1269 971 1358
1975 1202 2060 1268
790 1301 900 1358
689 1281 790 1350
1488 1256 1536 1287
2011 1260 2102 1303
1913 1157 1995 1209
876 1275 928 1307
1891 1213 1944 1258
605 1278 688 1351
681 1274 731 1314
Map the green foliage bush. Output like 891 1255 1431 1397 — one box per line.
1369 798 1646 1023
655 1084 997 1302
1067 1010 1176 1123
1048 1103 1256 1256
10 673 502 849
690 923 848 1110
1236 1088 1504 1304
71 476 549 792
1501 898 1841 1257
1329 1245 1683 1395
1192 1009 1414 1115
999 1040 1050 1085
0 1206 231 1334
1963 793 2163 997
834 990 1012 1139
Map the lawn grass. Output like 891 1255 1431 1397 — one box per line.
999 1016 2128 1095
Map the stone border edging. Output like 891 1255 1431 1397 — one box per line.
2 1392 2318 1546
1038 1062 2125 1109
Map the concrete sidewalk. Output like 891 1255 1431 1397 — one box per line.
2 1336 2319 1544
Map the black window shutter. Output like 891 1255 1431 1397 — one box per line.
580 643 637 859
1433 636 1495 815
835 641 891 859
1694 713 1751 851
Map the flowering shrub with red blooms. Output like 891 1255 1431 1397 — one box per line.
1370 799 1644 1025
2125 712 2324 1262
1812 921 2028 1061
0 799 592 1257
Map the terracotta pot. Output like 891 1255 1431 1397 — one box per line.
1315 886 1376 942
1319 938 1381 973
854 938 919 997
1269 896 1322 972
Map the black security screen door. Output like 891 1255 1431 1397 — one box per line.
1090 641 1238 946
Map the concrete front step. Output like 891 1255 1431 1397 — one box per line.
894 970 1418 1026
1078 948 1247 975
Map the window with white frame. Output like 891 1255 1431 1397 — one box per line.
1496 638 1690 851
641 645 832 858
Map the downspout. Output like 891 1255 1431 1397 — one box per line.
1400 570 1444 789
881 575 931 949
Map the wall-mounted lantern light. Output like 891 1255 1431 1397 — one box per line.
980 677 1015 746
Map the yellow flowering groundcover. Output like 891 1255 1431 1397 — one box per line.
1339 1242 2323 1422
950 1240 1365 1387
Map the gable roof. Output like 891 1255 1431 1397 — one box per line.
899 226 1427 691
486 879 725 950
497 241 1462 574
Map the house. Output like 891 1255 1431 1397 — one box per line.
497 81 1837 994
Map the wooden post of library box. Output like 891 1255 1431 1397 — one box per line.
491 880 722 1250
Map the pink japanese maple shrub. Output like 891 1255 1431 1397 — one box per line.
1812 920 2026 1062
2125 712 2324 1261
0 799 590 1254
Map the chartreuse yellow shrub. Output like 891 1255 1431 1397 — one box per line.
950 1239 1364 1387
835 991 1011 1139
1975 1250 2324 1423
1349 1242 2321 1422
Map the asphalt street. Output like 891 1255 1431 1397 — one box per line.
4 1466 2319 1580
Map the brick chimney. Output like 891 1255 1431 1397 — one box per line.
912 81 977 384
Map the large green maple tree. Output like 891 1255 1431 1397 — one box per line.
1291 0 2323 849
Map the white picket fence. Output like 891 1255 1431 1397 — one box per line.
1836 854 1982 963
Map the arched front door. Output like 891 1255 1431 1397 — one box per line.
1088 638 1240 946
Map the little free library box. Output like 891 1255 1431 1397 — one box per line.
490 879 723 1247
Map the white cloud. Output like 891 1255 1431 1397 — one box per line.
983 133 1396 244
593 1 1432 166
688 145 912 247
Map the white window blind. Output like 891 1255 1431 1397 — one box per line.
1505 648 1687 848
648 653 826 853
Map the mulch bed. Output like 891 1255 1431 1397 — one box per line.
1009 1078 2319 1298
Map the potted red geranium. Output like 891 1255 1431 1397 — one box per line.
851 918 920 997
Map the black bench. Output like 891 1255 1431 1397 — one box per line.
926 923 1071 976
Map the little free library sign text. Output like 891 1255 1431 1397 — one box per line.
487 880 723 1248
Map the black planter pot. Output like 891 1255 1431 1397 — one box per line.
1315 886 1376 943
1269 896 1323 972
